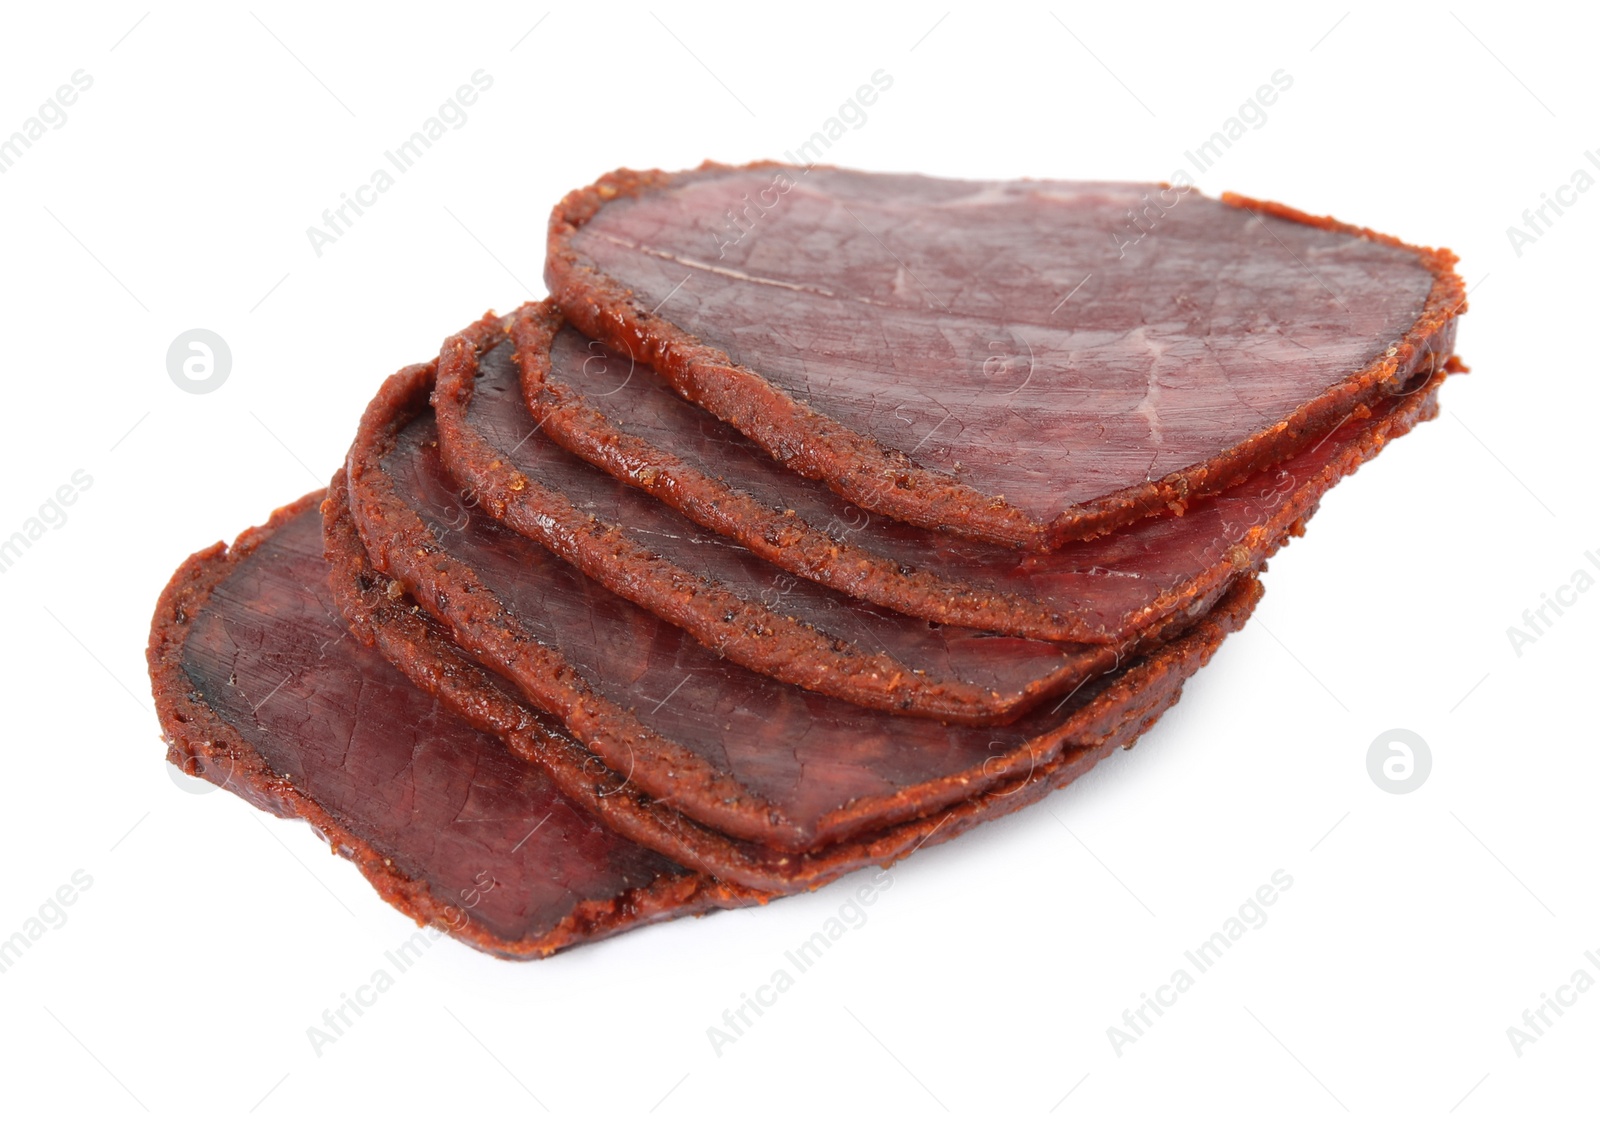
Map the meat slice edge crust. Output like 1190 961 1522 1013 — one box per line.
546 161 1465 550
347 370 1262 851
509 298 1450 643
146 492 737 959
434 307 1210 723
324 477 1260 891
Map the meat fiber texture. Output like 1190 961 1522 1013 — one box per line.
345 355 1273 854
142 162 1468 960
323 480 1257 893
503 298 1451 643
146 494 741 959
547 163 1465 549
431 311 1228 725
141 484 1252 968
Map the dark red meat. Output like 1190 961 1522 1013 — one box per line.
345 364 1259 852
146 494 737 958
324 476 1260 891
548 163 1464 548
512 300 1452 642
433 309 1220 723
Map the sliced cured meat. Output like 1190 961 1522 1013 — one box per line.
433 310 1213 723
147 493 740 959
143 486 1258 964
344 368 1256 852
548 163 1465 549
511 299 1451 642
325 478 1259 891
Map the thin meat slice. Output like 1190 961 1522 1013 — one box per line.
511 300 1451 643
345 368 1257 853
548 163 1464 549
325 478 1259 892
147 493 740 959
433 309 1214 723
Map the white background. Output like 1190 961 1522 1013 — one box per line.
1 2 1594 1121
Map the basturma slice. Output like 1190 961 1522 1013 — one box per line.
510 299 1452 643
547 163 1465 550
345 370 1257 853
147 493 741 959
432 311 1216 723
325 479 1260 893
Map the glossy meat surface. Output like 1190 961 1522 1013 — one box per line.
152 497 722 958
551 164 1461 546
350 369 1246 851
525 311 1445 642
437 320 1149 722
328 470 1259 891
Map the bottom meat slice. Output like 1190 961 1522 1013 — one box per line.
147 493 743 959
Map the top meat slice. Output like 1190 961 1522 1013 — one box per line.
548 163 1464 550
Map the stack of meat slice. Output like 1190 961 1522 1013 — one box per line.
148 164 1466 958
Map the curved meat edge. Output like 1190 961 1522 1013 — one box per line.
546 161 1465 550
146 491 736 959
326 475 1261 886
509 298 1450 643
435 308 1190 724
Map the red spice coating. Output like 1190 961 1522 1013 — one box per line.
146 493 738 959
324 478 1260 892
546 162 1464 550
434 308 1222 723
346 361 1262 852
509 298 1452 643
